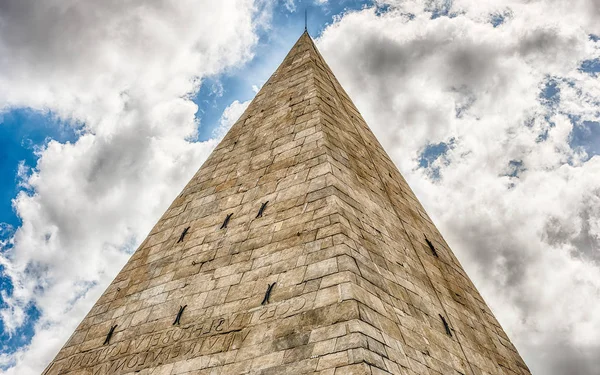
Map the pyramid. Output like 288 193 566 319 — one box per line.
43 32 530 375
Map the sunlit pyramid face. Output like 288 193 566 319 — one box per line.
43 31 530 375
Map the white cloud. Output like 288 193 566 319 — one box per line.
212 99 252 139
0 0 267 373
285 0 297 13
317 2 600 374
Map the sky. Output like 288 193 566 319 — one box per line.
0 0 599 374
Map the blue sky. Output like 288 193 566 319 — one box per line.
1 1 600 374
0 0 372 232
0 110 79 229
0 110 78 356
194 0 370 141
0 0 373 362
2 1 597 236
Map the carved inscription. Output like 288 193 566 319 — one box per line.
89 330 248 374
47 295 314 375
253 295 309 324
48 313 251 375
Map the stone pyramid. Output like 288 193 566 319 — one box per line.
43 32 530 375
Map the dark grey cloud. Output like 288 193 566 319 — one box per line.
544 205 600 264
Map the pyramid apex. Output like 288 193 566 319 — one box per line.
283 29 315 59
298 29 312 41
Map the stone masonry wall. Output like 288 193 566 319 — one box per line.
43 32 530 375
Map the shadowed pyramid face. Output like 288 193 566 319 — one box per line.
43 32 530 375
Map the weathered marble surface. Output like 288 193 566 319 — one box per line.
43 32 530 375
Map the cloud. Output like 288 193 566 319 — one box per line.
285 0 297 13
1 1 599 374
317 2 600 374
212 99 251 139
0 0 267 373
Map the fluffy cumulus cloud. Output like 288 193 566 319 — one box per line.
212 99 252 139
0 0 268 373
317 1 600 374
